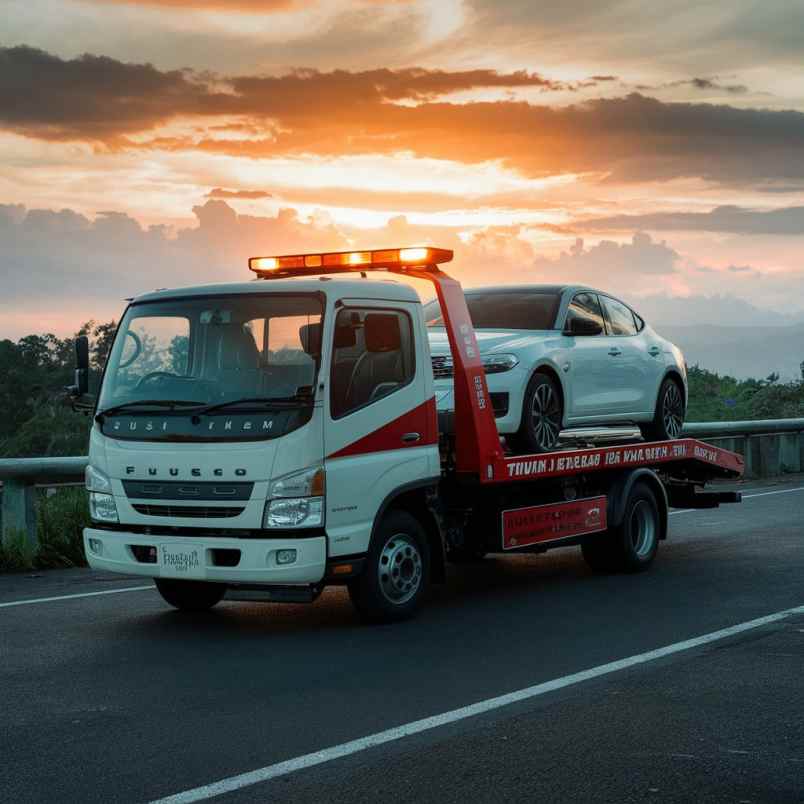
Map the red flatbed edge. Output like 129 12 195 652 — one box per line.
493 438 744 484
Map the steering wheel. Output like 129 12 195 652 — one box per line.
134 371 181 389
119 331 142 369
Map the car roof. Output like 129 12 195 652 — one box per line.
461 284 602 297
131 277 421 305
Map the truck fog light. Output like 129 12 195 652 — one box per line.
88 538 103 556
276 549 298 565
89 492 119 523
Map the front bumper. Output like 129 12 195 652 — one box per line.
84 527 327 585
434 366 528 434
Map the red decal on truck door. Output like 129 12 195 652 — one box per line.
502 496 608 550
327 397 438 459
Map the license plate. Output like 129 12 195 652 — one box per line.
159 544 204 578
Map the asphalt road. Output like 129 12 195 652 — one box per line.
1 477 803 804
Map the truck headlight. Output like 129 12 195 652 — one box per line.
263 466 325 529
482 354 519 374
264 497 324 529
89 492 119 523
85 465 112 493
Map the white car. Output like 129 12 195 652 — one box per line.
424 285 687 453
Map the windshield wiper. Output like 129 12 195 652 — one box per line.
194 395 314 416
95 399 203 422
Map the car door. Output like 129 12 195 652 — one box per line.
598 295 658 416
324 300 437 559
563 292 620 420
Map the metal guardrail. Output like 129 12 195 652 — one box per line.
683 418 804 438
2 419 803 551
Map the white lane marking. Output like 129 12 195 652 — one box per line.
0 585 153 609
150 604 804 804
669 484 804 516
742 486 804 499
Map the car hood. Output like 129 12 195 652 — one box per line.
427 328 555 356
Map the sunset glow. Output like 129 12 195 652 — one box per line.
3 0 804 340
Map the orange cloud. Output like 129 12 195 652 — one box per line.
92 0 307 11
4 46 804 185
206 187 273 199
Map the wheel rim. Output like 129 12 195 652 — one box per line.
378 533 423 606
662 383 684 439
630 500 657 558
530 383 561 450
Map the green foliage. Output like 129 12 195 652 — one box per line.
0 320 115 458
0 528 36 571
36 487 90 569
0 488 89 571
686 364 804 422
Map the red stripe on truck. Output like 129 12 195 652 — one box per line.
327 397 438 459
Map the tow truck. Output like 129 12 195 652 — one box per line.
78 246 743 622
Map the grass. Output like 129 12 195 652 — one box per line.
0 486 89 571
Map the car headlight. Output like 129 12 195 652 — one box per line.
89 492 119 523
482 354 519 374
263 466 325 529
85 465 112 493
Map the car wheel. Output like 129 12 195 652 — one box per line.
640 377 685 442
509 372 563 454
154 578 226 612
348 509 430 623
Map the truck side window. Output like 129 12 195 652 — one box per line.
330 308 415 419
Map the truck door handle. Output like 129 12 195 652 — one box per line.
648 346 661 357
608 348 622 356
402 432 421 443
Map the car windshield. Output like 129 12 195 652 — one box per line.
98 292 323 412
424 290 561 330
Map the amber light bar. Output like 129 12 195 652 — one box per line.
249 246 453 277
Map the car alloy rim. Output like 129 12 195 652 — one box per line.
662 383 684 438
531 383 561 450
630 499 657 557
378 533 423 606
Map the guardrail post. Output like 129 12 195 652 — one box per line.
1 479 38 553
757 435 781 478
779 433 801 473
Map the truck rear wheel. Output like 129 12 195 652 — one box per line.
154 578 226 612
582 482 660 573
348 509 430 623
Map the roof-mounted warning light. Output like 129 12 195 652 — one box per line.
249 246 453 278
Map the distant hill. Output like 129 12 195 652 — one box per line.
657 323 804 380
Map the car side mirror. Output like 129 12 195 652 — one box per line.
67 335 90 397
565 317 603 336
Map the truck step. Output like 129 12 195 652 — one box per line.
225 585 322 604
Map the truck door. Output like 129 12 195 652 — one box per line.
324 301 437 558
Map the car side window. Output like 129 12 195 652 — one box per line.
633 311 645 332
601 296 638 336
565 292 605 334
330 307 415 419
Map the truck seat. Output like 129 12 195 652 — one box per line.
344 313 405 410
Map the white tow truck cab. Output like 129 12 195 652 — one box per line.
81 247 743 621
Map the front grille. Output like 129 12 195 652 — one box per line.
132 504 245 519
431 355 454 379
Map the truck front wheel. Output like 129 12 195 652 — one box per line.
582 482 660 573
154 578 226 612
348 510 430 623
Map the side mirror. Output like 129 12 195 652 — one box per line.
565 317 603 337
68 335 90 397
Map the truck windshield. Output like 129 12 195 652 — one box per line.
98 293 324 413
423 290 560 331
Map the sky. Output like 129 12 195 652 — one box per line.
2 0 804 342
